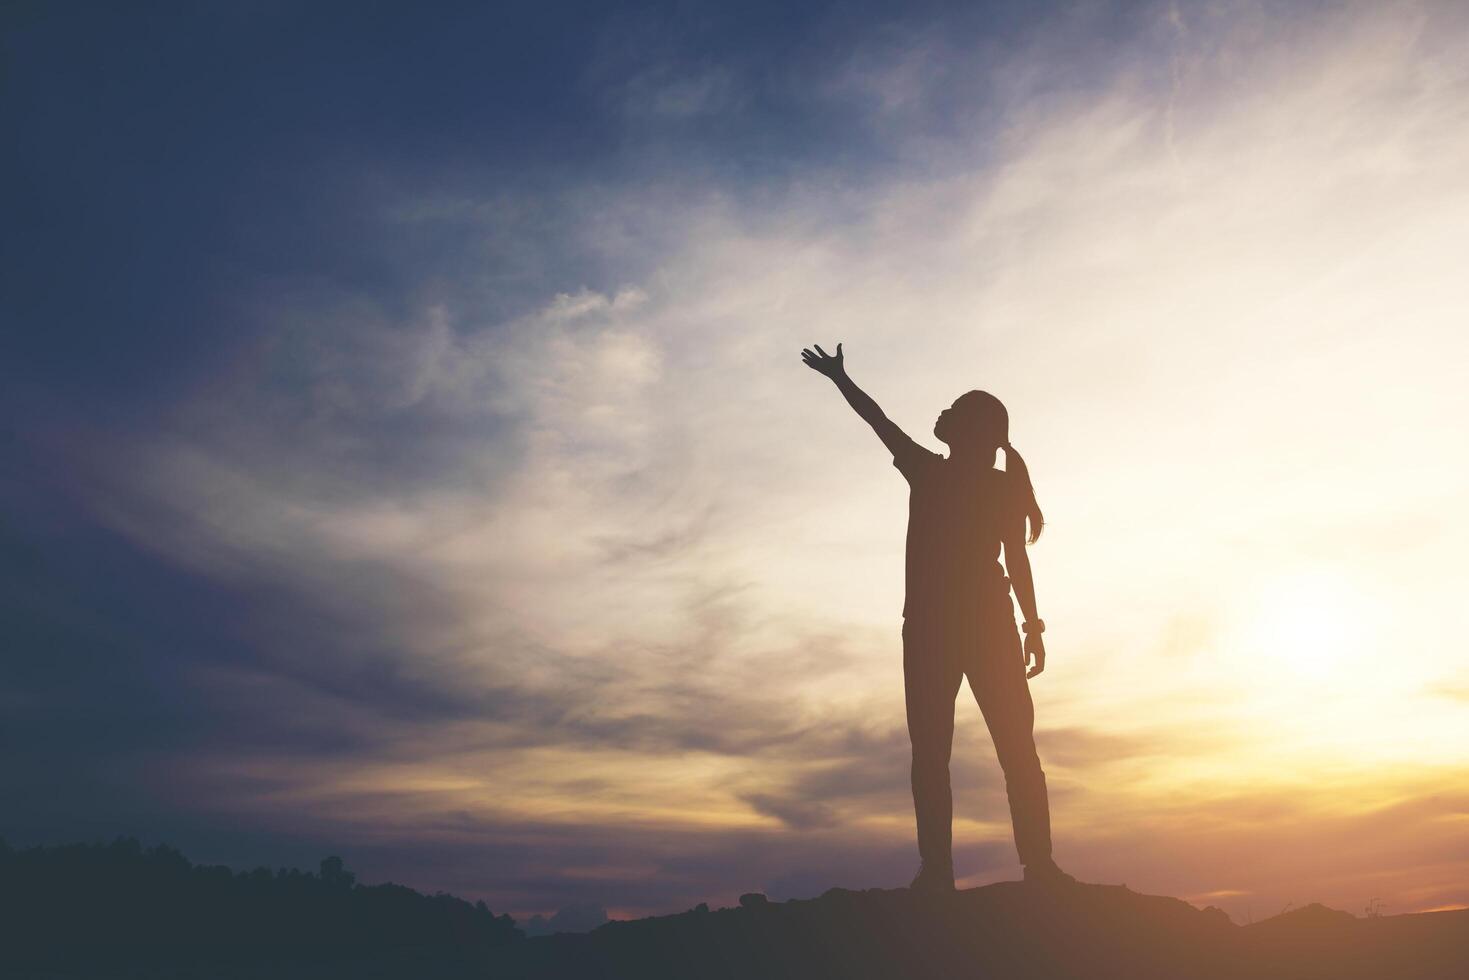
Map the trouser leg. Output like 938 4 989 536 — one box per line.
903 617 964 871
969 624 1053 866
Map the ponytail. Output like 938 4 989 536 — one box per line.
951 389 1042 542
1003 443 1044 544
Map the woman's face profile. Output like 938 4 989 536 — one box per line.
934 399 969 444
934 406 955 443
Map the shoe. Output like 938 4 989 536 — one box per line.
909 861 956 895
1023 859 1078 887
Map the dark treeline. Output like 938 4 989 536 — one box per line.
0 836 520 975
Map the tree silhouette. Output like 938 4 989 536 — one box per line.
0 836 521 976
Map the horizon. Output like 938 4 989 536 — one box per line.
3 0 1468 927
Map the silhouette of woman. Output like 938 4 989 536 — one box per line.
802 342 1075 892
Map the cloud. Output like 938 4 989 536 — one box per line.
741 793 839 831
544 287 649 321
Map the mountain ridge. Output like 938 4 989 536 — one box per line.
491 878 1469 979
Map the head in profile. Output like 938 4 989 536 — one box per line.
934 390 1009 451
935 389 1044 544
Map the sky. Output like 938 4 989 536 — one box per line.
3 0 1469 926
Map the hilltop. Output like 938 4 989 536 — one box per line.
491 879 1469 980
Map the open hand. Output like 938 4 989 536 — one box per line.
1024 633 1046 678
801 342 845 380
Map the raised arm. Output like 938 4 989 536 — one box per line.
801 342 913 458
1002 500 1047 678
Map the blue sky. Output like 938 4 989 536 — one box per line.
5 0 1469 925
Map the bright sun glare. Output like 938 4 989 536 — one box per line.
1229 569 1378 680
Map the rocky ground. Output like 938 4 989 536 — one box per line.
488 879 1469 979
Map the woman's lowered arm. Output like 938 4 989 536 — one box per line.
1003 504 1047 678
801 342 912 457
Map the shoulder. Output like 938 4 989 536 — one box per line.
978 466 1019 501
995 467 1028 520
891 437 943 482
992 465 1022 498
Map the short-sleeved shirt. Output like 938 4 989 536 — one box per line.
893 435 1014 621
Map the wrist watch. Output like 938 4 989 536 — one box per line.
1021 619 1045 635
